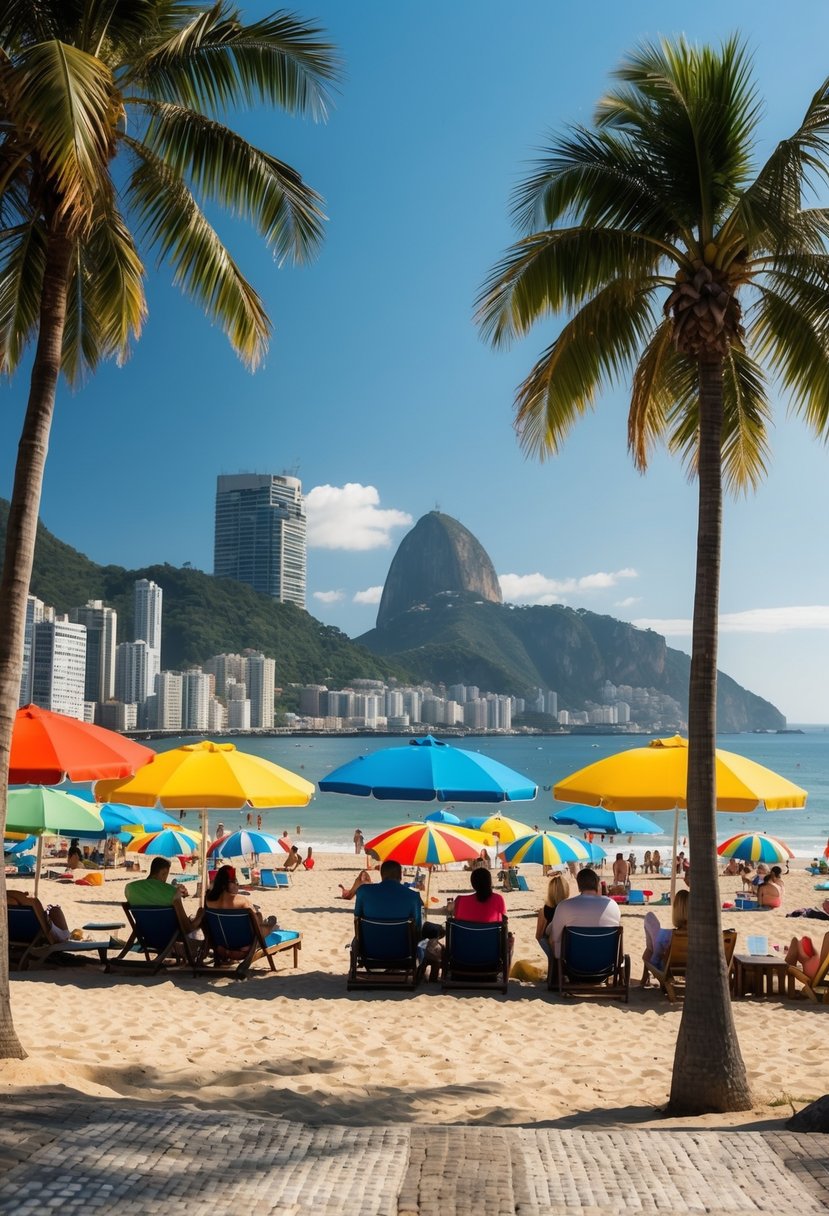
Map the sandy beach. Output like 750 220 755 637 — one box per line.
2 855 826 1130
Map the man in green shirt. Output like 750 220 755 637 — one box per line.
125 857 197 931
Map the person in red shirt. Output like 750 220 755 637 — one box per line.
453 867 506 923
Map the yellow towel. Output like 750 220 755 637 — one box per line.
509 958 547 982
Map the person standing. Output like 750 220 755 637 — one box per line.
353 828 365 855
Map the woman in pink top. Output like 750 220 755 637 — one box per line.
453 868 506 923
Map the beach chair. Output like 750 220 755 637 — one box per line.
513 874 530 892
642 928 737 1002
259 868 291 889
555 925 630 1001
201 908 301 978
441 917 510 993
627 889 647 905
110 902 201 975
348 915 422 991
786 952 829 1003
501 869 520 892
7 893 110 970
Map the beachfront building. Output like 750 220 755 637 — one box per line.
115 640 150 706
134 578 163 698
182 669 211 731
30 617 87 720
154 671 183 730
19 595 49 706
70 600 117 705
213 473 307 608
245 652 275 729
204 653 245 700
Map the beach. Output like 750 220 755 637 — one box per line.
2 855 826 1130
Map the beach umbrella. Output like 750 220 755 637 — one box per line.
553 734 807 897
462 813 536 845
6 787 105 897
126 828 201 858
717 832 794 864
3 835 37 855
502 831 591 867
550 806 662 835
67 796 180 841
581 840 607 863
96 740 314 899
319 735 537 802
10 704 154 784
363 820 483 906
424 809 463 825
208 829 282 859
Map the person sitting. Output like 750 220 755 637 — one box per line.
642 850 653 875
339 870 373 900
758 866 784 909
536 873 569 964
354 859 423 926
464 848 491 871
283 845 303 872
8 890 75 942
651 850 662 874
549 867 621 960
785 931 829 980
302 847 315 871
641 888 689 983
205 865 277 959
722 857 740 876
125 856 198 932
453 867 506 923
66 839 83 870
627 852 637 876
748 863 769 889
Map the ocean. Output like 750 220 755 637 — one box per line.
145 729 829 861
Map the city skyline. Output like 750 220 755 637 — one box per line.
4 2 829 721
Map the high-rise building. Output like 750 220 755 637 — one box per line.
31 617 86 719
155 671 183 730
70 600 117 704
115 640 150 705
134 578 162 697
182 669 211 731
19 595 48 706
204 653 245 700
214 473 306 607
244 652 275 729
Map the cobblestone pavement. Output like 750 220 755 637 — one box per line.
0 1092 826 1214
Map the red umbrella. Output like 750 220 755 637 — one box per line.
10 704 155 784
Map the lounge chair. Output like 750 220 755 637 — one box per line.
110 902 201 975
642 928 737 1001
200 908 301 978
555 925 630 1001
441 917 510 993
348 915 422 991
259 868 291 889
7 893 110 970
787 952 829 1003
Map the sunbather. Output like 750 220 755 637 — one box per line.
785 931 829 979
7 890 75 942
206 865 277 938
339 869 373 900
758 866 784 908
641 888 689 982
536 874 569 964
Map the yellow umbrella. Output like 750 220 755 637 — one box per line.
553 734 807 896
462 813 535 848
95 740 315 899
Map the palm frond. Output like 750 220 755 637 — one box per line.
125 135 269 368
6 39 118 229
627 319 675 470
135 100 326 263
751 282 829 433
131 3 341 118
475 227 665 348
0 218 47 373
514 282 658 459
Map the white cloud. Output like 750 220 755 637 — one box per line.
499 568 638 606
313 589 345 604
306 483 412 550
633 605 829 636
353 585 383 605
614 596 641 609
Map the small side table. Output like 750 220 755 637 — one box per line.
81 922 124 932
734 954 793 998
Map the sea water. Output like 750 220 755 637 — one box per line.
147 728 829 860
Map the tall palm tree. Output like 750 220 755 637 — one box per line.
0 1 339 1057
476 37 829 1114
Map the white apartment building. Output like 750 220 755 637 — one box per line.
245 652 275 729
115 640 150 705
19 595 48 706
134 578 163 698
227 698 251 730
204 653 245 700
70 600 117 704
31 617 86 719
208 697 228 733
182 669 211 731
155 671 183 730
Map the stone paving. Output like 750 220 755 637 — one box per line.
0 1091 826 1214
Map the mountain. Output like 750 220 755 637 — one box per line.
358 514 786 733
0 500 404 687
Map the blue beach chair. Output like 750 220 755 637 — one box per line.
201 907 301 978
441 917 509 993
7 893 111 970
111 902 201 975
348 915 422 991
259 868 291 889
555 925 630 1001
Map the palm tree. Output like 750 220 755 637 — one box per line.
476 37 829 1114
0 2 339 1058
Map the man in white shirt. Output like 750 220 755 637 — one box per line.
549 867 621 958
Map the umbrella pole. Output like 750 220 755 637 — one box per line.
199 809 208 904
669 807 679 902
424 865 432 909
33 834 44 901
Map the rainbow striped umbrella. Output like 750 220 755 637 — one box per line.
126 828 202 857
502 831 591 867
717 832 794 864
208 830 282 859
364 821 482 867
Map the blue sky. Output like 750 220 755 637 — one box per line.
4 1 829 721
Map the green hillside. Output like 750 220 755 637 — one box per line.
0 500 406 686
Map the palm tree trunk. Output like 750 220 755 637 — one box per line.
668 351 752 1114
0 225 74 1060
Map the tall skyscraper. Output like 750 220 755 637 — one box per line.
244 652 275 729
70 600 117 704
214 473 307 608
19 595 48 706
115 640 150 705
31 618 86 719
134 578 162 697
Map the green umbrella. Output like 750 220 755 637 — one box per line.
7 788 105 897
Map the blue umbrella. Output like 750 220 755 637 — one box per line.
210 830 283 859
68 802 180 840
550 805 662 835
424 809 463 825
319 736 537 802
582 840 607 862
3 835 36 855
